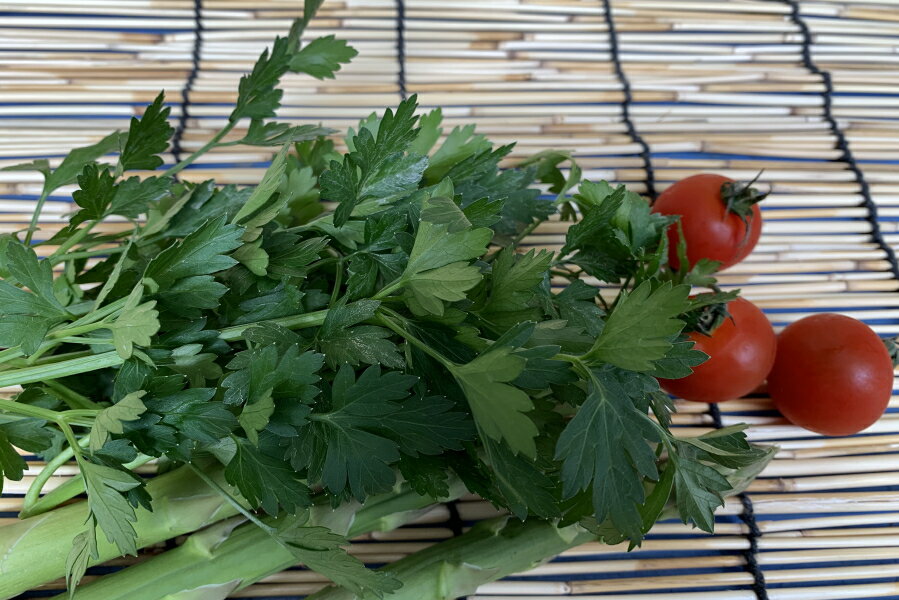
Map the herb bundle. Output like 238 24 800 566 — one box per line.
0 5 772 599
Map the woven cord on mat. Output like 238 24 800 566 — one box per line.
395 0 408 101
4 1 899 599
170 0 204 169
601 0 656 200
709 403 769 600
784 0 899 282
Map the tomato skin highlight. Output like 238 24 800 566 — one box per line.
652 173 762 271
768 314 893 436
660 298 776 404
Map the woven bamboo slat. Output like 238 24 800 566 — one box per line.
2 0 899 599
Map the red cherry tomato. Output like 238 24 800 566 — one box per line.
768 314 893 436
652 173 763 271
661 298 776 403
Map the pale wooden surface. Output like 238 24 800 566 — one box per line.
3 1 899 598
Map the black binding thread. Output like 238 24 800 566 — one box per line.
395 0 408 101
600 0 656 200
738 495 769 600
784 0 899 280
445 499 465 538
171 0 204 168
707 403 768 599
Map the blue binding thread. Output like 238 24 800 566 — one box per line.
395 0 407 101
171 0 203 167
600 0 656 200
708 403 769 599
784 0 899 280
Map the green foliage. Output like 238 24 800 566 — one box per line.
0 20 771 599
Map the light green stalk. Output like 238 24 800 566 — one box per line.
309 517 594 600
0 466 237 600
61 481 466 600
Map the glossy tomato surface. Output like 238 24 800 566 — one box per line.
652 173 762 271
768 314 893 436
661 298 776 403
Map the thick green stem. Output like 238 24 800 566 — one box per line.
0 465 237 600
62 481 466 600
0 352 123 388
21 454 154 519
309 517 594 600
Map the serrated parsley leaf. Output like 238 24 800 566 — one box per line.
277 522 400 597
554 368 659 541
238 391 275 445
406 261 482 316
91 391 147 452
72 164 117 225
119 92 174 172
325 97 422 227
582 281 690 371
650 336 707 379
0 430 26 494
289 35 358 79
145 215 244 287
318 299 403 368
110 289 160 359
450 345 538 458
479 248 551 327
81 461 142 555
238 120 333 146
65 528 96 598
670 441 732 532
6 241 65 312
231 36 292 122
225 437 311 514
300 364 415 499
2 131 121 196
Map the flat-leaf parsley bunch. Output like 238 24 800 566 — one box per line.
0 4 772 599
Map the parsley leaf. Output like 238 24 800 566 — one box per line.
119 92 174 172
0 430 26 494
231 37 292 121
451 344 538 458
582 281 690 371
90 391 147 452
277 521 400 597
81 461 142 555
317 299 404 368
225 437 311 515
554 368 659 541
324 97 422 227
2 131 121 195
289 35 358 79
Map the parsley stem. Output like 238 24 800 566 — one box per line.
376 308 456 370
19 435 88 518
162 121 236 178
217 308 330 341
24 187 50 245
50 220 98 259
22 453 154 519
0 351 123 388
372 277 405 300
49 245 125 265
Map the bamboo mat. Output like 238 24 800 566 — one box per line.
3 0 899 598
